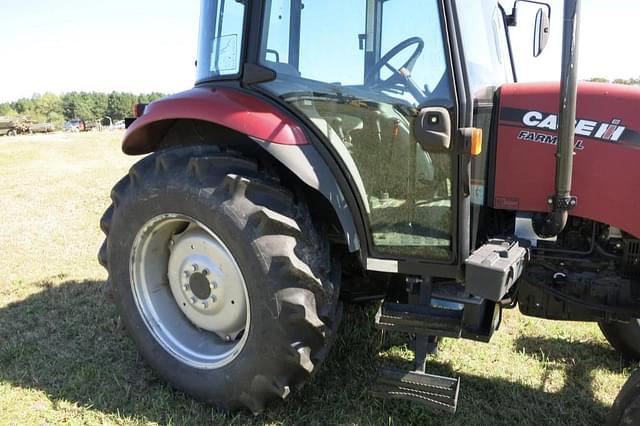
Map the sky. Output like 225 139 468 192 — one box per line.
0 0 200 102
502 0 640 82
0 0 638 103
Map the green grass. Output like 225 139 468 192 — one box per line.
0 131 634 425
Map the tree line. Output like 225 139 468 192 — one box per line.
0 91 166 126
0 77 637 127
587 77 640 86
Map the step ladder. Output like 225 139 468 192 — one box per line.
372 277 463 413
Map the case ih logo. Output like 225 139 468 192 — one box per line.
522 111 626 142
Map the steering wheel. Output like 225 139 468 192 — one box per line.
364 37 424 94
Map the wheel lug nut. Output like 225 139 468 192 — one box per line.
202 269 209 276
183 284 190 291
192 264 198 272
184 271 190 277
190 297 197 304
210 281 218 289
202 301 208 308
210 295 217 303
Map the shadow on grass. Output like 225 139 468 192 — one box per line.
0 280 621 425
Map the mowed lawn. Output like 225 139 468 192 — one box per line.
0 131 634 425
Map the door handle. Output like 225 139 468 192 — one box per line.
414 107 451 152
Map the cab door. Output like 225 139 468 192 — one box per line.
363 0 458 263
257 0 467 274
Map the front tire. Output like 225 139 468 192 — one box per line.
600 319 640 361
99 146 340 412
608 369 640 426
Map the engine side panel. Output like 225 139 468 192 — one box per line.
493 82 640 238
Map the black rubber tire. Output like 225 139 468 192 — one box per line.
608 369 640 426
600 319 640 361
98 145 341 413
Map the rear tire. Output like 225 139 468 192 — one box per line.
99 145 341 413
608 369 640 426
599 319 640 361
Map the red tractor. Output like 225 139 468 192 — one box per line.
99 0 640 418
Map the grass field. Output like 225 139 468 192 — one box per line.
0 131 634 425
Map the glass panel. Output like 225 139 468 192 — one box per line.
298 2 366 85
455 0 513 100
455 1 513 248
379 0 451 102
196 0 246 81
259 0 455 259
263 0 291 64
262 0 366 83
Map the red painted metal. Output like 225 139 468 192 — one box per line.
122 87 309 154
494 82 640 238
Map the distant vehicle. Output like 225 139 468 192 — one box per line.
0 116 30 136
85 121 102 132
113 120 125 130
30 122 55 133
64 119 86 132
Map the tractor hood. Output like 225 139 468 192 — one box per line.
492 81 640 238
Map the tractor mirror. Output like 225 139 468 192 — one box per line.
533 8 551 57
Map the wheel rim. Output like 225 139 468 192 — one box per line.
130 213 250 369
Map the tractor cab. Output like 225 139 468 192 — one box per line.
196 0 514 265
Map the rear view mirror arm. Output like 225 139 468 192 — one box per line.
507 0 551 27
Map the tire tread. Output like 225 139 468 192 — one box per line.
98 145 340 413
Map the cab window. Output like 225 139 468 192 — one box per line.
196 0 246 81
259 0 456 260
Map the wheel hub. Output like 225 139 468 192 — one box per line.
130 213 250 369
168 228 247 340
176 257 221 312
188 270 213 300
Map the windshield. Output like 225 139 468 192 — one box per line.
455 0 514 100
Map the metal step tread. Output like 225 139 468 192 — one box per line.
372 367 460 413
375 302 462 337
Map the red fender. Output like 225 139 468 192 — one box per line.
122 87 309 155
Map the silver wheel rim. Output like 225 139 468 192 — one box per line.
130 213 250 369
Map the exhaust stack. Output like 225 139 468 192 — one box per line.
533 0 581 238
